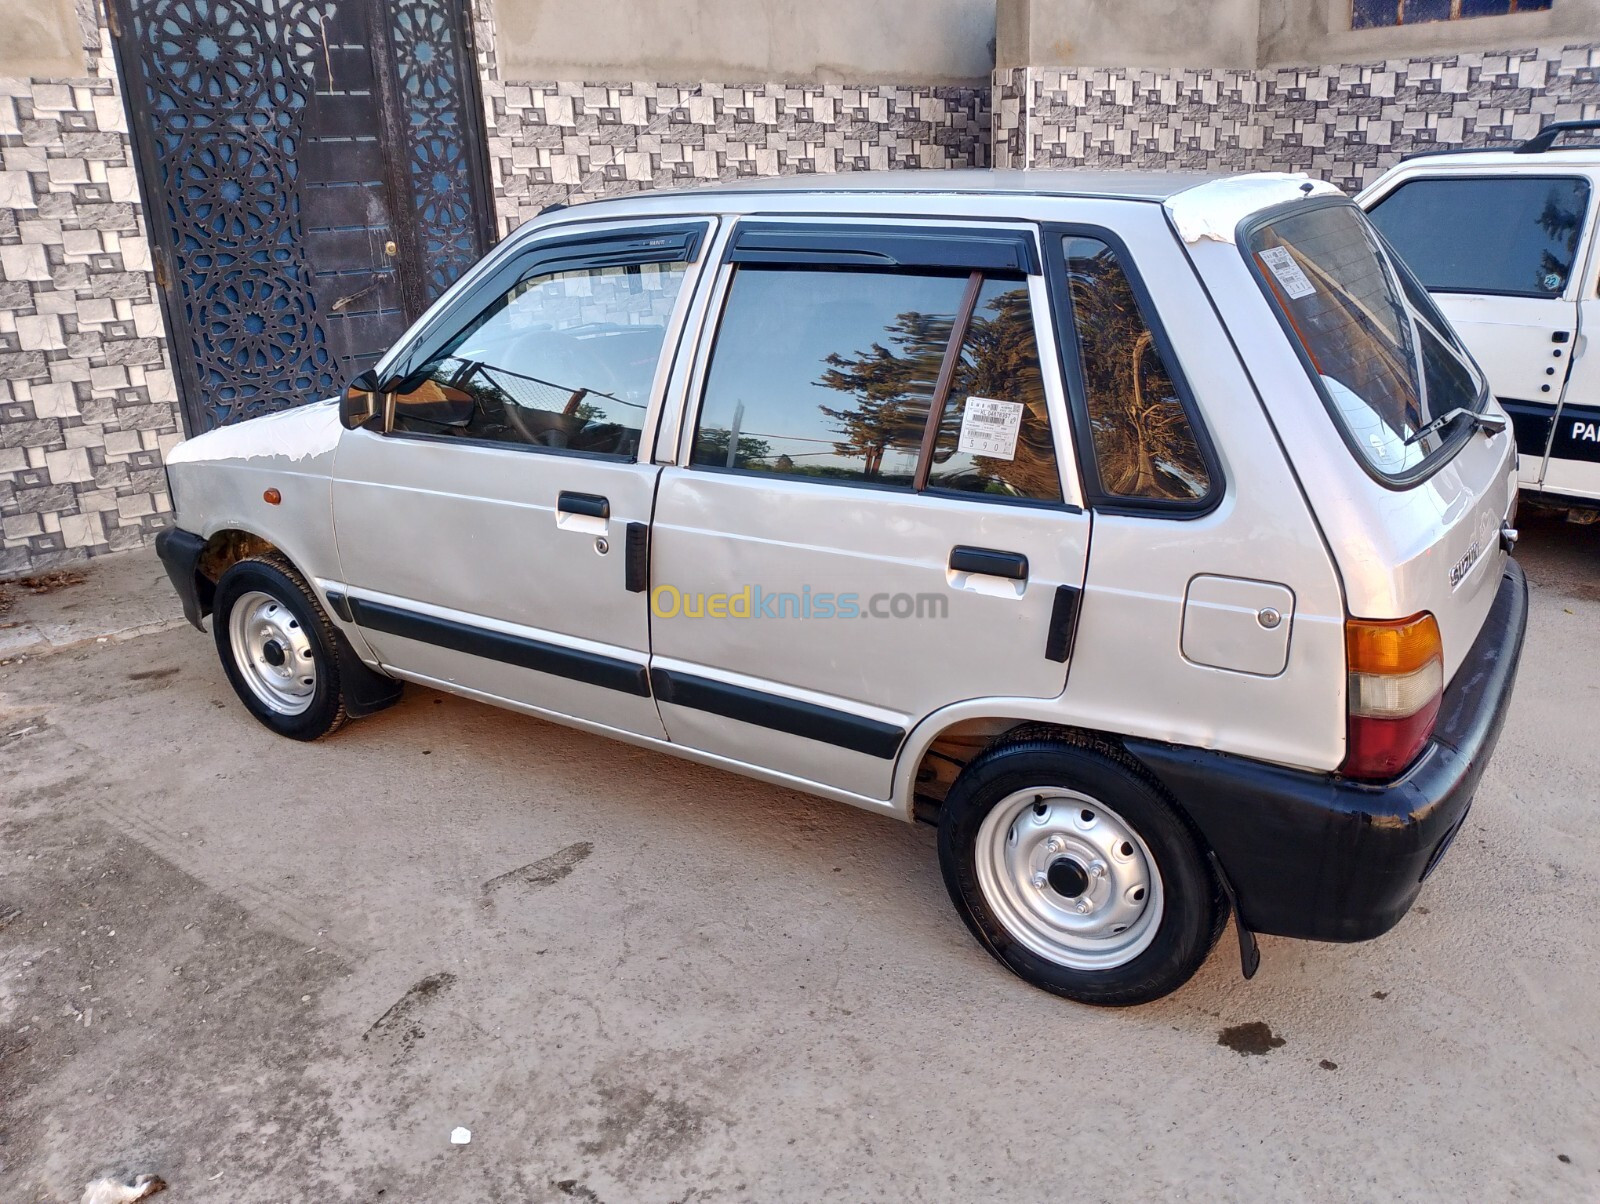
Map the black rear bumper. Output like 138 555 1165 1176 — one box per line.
1126 560 1529 943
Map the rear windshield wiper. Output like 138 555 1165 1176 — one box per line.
1404 407 1508 447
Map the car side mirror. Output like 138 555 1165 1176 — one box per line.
340 369 383 430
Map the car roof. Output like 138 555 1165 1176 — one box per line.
580 168 1223 206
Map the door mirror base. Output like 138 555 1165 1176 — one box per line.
340 368 383 431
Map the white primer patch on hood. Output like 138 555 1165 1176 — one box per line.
1164 173 1342 246
166 398 343 466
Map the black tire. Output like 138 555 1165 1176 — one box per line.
937 734 1224 1006
212 553 349 741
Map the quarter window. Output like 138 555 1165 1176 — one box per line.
389 256 691 458
1365 176 1591 297
1059 236 1212 504
692 264 1063 503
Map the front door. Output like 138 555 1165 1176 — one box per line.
331 220 714 740
1363 172 1593 488
648 221 1092 801
108 0 495 434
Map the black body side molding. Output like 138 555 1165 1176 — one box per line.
349 597 650 697
650 668 905 759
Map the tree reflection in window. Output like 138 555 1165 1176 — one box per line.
817 280 1062 501
1061 237 1212 503
693 266 1064 502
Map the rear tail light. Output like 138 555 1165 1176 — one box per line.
1343 612 1444 781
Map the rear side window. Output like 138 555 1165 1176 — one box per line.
1247 201 1487 482
1058 236 1212 504
692 264 1062 503
926 278 1059 501
1365 175 1591 297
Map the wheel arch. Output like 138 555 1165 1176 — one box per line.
893 697 1138 824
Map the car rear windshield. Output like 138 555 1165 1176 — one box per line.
1246 201 1487 483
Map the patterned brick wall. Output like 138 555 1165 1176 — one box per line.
0 1 179 576
470 9 993 237
997 44 1600 191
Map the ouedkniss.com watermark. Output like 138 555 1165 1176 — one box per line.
650 585 948 620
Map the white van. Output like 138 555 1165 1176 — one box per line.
154 172 1528 1005
1360 121 1600 515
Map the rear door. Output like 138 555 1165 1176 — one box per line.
1363 173 1593 488
647 220 1091 801
331 219 713 738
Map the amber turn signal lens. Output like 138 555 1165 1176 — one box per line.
263 488 282 506
1345 612 1441 676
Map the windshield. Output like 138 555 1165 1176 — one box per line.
1246 201 1487 482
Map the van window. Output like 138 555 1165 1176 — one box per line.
1247 202 1487 482
1365 175 1591 297
692 265 1064 502
389 257 690 458
1059 237 1212 504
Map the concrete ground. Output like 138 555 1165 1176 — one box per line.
1 515 1597 1203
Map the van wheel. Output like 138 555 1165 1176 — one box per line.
212 554 349 741
937 736 1224 1006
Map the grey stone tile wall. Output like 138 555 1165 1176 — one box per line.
482 79 994 237
998 44 1600 191
0 2 179 576
470 1 993 237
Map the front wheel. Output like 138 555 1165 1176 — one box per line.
212 554 349 740
938 736 1224 1006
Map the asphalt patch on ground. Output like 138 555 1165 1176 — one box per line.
1216 1021 1287 1056
362 971 458 1059
481 841 594 898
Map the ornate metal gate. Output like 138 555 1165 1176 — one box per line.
107 0 495 434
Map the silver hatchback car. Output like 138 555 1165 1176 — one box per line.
155 171 1528 1005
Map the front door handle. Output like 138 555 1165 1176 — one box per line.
949 545 1028 581
557 491 610 519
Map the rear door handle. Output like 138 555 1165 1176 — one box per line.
557 491 610 519
949 545 1028 581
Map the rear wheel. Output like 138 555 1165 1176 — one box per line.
938 736 1224 1006
213 554 349 740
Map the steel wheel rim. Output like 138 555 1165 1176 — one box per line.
228 589 317 716
974 787 1164 971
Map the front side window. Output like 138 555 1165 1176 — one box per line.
1365 175 1591 297
691 263 1062 503
1059 236 1212 504
389 254 691 458
1247 201 1487 481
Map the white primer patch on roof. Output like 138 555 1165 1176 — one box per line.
166 398 343 466
1164 173 1342 245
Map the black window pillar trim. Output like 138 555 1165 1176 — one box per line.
1040 222 1225 519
